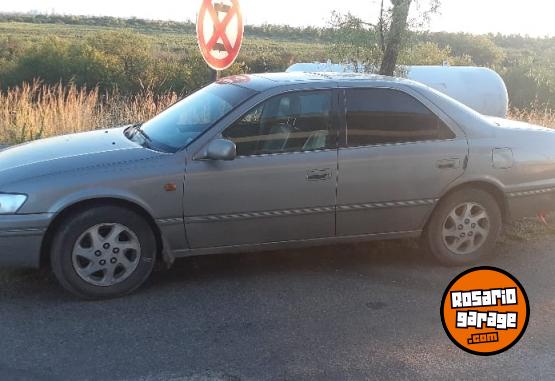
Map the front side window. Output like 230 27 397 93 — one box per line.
346 88 455 147
140 83 256 151
223 91 334 157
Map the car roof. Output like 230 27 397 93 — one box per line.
218 72 414 92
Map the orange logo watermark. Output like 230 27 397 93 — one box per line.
441 267 529 356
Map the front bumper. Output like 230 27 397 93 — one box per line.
0 213 53 268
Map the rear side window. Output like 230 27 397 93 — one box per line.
345 88 455 147
223 90 334 156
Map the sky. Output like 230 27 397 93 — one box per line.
2 0 554 37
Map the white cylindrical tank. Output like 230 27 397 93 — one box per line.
286 63 509 118
406 66 508 118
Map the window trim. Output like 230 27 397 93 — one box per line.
218 88 339 159
232 147 339 160
340 86 459 149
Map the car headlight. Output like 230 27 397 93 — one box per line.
0 194 28 214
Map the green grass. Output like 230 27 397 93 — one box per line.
0 21 329 60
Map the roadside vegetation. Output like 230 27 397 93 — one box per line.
0 13 554 144
0 81 177 143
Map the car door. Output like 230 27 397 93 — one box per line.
337 87 468 236
183 89 338 249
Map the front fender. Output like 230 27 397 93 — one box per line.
48 187 156 217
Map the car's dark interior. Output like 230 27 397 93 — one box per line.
224 91 333 156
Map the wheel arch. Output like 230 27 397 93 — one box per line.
423 180 509 233
40 197 164 268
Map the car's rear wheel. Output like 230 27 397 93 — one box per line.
50 205 157 299
425 188 502 265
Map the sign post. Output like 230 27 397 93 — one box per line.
197 0 244 79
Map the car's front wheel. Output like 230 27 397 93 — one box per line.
50 205 157 299
425 188 502 265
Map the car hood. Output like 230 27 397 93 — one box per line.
0 127 161 186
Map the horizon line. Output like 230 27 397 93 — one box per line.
1 11 554 39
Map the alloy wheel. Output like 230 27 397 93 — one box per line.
71 223 141 287
442 202 490 255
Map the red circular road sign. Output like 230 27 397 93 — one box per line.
197 0 244 71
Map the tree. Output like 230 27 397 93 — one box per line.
328 11 382 72
329 0 441 75
379 0 412 75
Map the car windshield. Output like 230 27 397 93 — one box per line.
140 82 256 152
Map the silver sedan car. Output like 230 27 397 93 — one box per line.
0 72 553 299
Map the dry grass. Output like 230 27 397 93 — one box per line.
0 81 179 144
509 106 555 128
1 82 555 145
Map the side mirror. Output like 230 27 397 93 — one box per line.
205 139 237 161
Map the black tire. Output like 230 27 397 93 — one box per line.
50 205 157 299
425 188 502 266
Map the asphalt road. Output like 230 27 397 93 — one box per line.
0 233 554 381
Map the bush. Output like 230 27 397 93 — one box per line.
0 16 554 109
2 31 221 96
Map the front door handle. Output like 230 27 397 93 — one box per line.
437 158 461 170
307 168 332 181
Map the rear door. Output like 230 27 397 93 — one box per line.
183 89 339 249
337 87 468 236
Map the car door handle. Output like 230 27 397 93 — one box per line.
437 158 461 170
307 168 332 181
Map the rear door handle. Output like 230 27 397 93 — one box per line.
307 168 332 181
437 158 461 170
